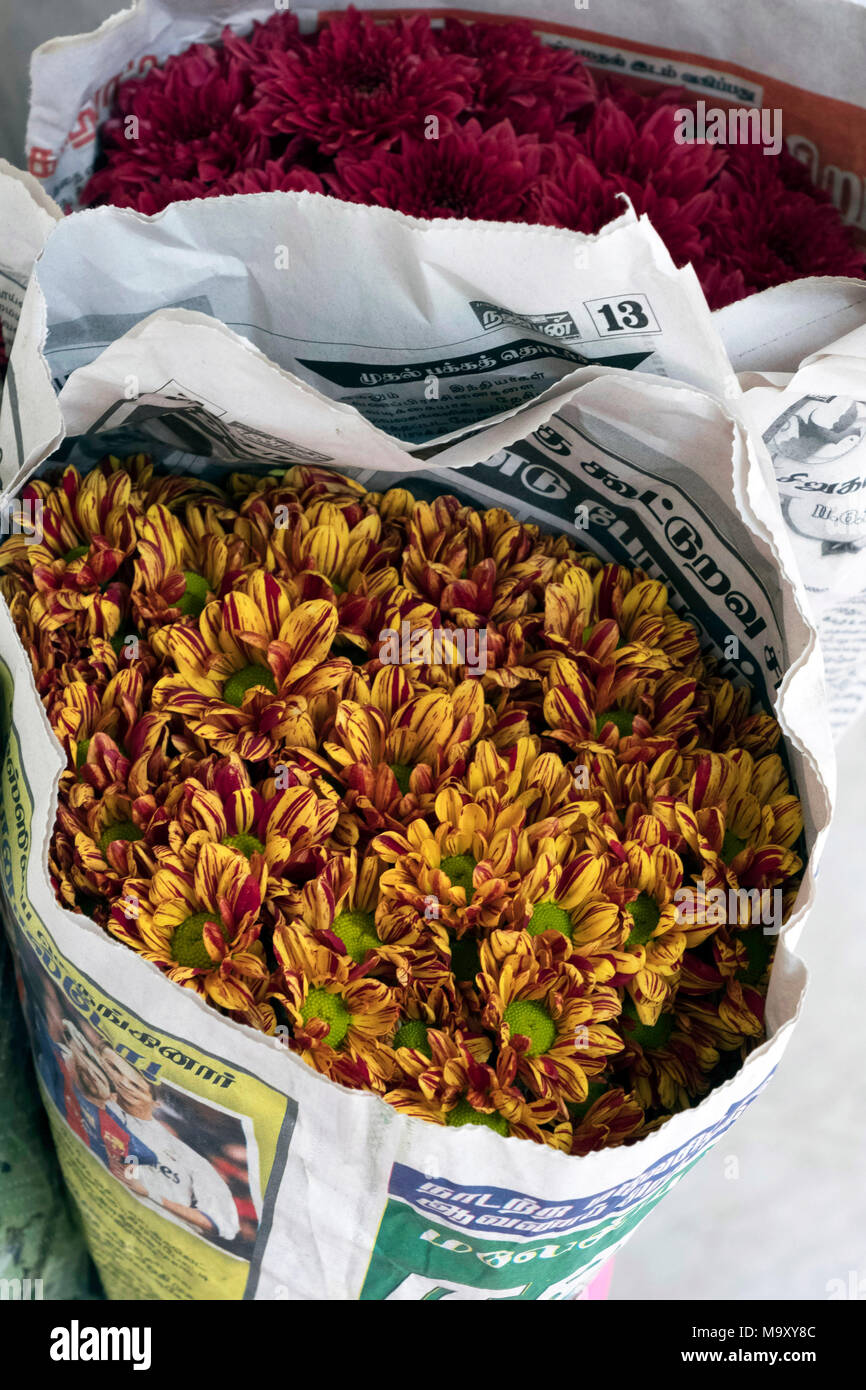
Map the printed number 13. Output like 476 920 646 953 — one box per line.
595 300 650 332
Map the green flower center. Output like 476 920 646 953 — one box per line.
567 1080 607 1122
625 892 661 947
222 832 265 859
445 1098 508 1137
622 996 674 1050
75 738 91 770
176 570 210 618
332 907 379 964
301 987 351 1049
389 762 413 796
63 544 89 564
582 624 594 645
527 900 573 940
721 829 747 863
393 1019 432 1057
736 927 773 985
441 853 477 902
503 1000 556 1057
223 664 277 707
596 708 634 738
450 932 480 984
171 911 228 969
97 820 143 854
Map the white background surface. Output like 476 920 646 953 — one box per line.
1 0 864 1303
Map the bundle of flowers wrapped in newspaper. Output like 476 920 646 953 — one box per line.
0 455 804 1158
0 95 833 1298
73 9 862 309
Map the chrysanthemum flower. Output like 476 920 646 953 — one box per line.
462 737 583 830
617 1001 716 1113
438 17 596 137
252 9 475 154
384 1030 558 1141
566 1082 646 1156
663 750 803 890
154 573 350 759
696 142 866 307
600 836 687 1023
705 678 782 757
373 786 532 939
535 102 725 267
131 501 252 632
0 465 140 639
543 563 701 670
496 842 627 984
82 42 268 210
44 663 147 774
50 782 155 912
478 932 623 1107
329 119 542 221
157 774 339 897
219 12 304 65
239 491 403 651
402 496 558 627
271 847 401 971
271 919 400 1087
221 162 326 197
109 842 269 1022
623 979 765 1113
321 675 487 829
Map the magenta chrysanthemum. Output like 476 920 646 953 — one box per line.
436 17 596 138
250 10 475 155
328 119 542 221
79 8 865 307
694 142 866 307
535 100 726 267
83 42 267 209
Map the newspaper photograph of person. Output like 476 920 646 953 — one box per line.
12 939 261 1260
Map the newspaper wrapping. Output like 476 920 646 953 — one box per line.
0 165 99 1303
0 183 833 1300
712 284 866 737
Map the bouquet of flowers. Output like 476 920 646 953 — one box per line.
56 8 865 309
0 456 804 1156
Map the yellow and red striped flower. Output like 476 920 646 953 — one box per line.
403 495 559 626
154 573 351 759
384 1030 559 1142
154 760 339 895
478 931 624 1108
270 921 400 1088
321 671 488 828
131 501 252 632
597 831 688 1024
108 841 270 1024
